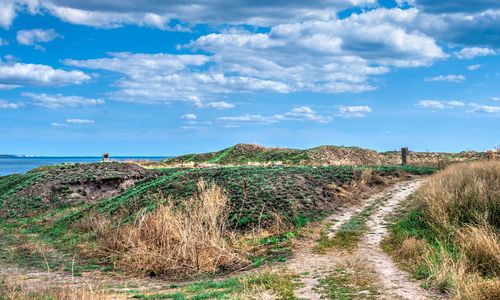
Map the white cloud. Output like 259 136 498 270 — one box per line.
64 52 209 76
0 100 24 109
194 101 235 109
59 7 449 106
65 118 95 124
181 113 197 120
338 105 372 117
0 61 91 87
417 100 465 109
492 97 499 101
455 47 496 60
0 1 16 29
0 0 39 29
8 1 377 29
468 103 500 114
218 106 332 125
425 74 465 83
467 64 482 71
0 83 20 90
16 28 61 49
22 92 104 109
50 122 67 128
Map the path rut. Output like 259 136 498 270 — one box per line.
286 178 436 300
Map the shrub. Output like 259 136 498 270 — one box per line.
98 180 247 277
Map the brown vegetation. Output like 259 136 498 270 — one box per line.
94 180 247 278
389 161 500 299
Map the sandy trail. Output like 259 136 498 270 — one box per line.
284 181 413 300
285 179 437 300
358 179 435 300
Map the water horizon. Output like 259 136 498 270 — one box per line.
0 156 168 176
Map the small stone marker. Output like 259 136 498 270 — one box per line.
102 153 110 162
401 147 409 165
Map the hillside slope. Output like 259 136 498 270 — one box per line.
162 143 488 167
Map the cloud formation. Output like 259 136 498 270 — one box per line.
65 118 95 124
417 100 465 109
4 0 376 29
468 103 500 114
0 61 91 87
218 106 332 125
455 47 495 60
16 28 61 49
181 113 197 120
338 105 372 117
61 7 449 106
22 92 104 109
0 99 24 109
425 74 465 83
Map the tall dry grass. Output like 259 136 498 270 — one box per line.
410 160 500 299
414 160 499 237
98 180 246 278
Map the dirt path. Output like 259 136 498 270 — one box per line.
284 178 436 300
358 179 436 300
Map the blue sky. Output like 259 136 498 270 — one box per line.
0 0 499 156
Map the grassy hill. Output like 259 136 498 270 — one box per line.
162 143 488 167
0 162 435 277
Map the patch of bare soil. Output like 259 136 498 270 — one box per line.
278 183 400 299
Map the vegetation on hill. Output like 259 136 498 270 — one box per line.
384 161 500 299
1 162 150 218
0 162 435 279
162 143 488 167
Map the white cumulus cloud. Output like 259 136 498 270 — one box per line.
338 105 372 117
455 47 496 59
425 74 465 83
0 61 91 87
181 113 197 120
468 103 500 114
218 106 332 125
467 64 482 71
0 99 24 109
16 28 61 49
417 100 465 109
22 92 104 109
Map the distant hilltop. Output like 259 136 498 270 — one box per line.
162 143 492 167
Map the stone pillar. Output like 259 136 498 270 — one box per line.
401 147 409 165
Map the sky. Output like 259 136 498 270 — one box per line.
0 0 499 156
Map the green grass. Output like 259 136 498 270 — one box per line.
382 207 460 282
314 196 387 252
318 268 378 300
131 273 298 300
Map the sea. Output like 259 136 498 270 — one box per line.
0 156 165 176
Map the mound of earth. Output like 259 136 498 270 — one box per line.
0 162 151 218
163 143 490 167
381 150 487 165
163 143 384 166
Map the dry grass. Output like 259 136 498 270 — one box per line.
456 225 500 276
407 161 500 299
97 180 247 278
397 237 430 264
0 281 116 300
414 160 499 237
